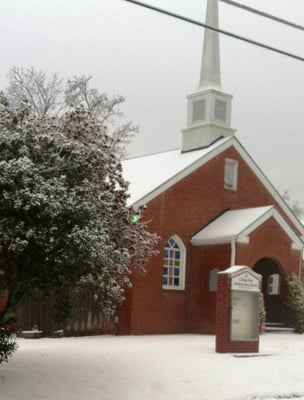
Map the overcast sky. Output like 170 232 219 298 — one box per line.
1 0 304 205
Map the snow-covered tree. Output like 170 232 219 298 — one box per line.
0 94 158 362
6 67 138 158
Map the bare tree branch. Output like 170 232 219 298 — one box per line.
5 68 137 158
281 189 304 219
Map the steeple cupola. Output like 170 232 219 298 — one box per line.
182 0 235 152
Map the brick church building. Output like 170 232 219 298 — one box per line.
117 0 304 335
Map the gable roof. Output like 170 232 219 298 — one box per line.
122 136 304 239
122 136 232 207
190 206 303 250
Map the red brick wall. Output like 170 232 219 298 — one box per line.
188 244 231 333
120 146 302 335
125 251 189 334
236 217 301 277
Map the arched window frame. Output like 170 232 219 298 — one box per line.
162 235 186 290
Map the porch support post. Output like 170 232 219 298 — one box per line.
230 240 236 266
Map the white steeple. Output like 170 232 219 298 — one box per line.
181 0 235 152
199 0 221 89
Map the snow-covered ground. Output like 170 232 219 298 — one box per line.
1 333 304 400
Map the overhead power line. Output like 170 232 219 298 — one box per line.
220 0 304 32
123 0 304 62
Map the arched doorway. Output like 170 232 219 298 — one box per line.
253 257 284 323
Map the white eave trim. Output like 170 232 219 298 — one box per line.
239 208 303 250
232 138 304 238
191 235 235 246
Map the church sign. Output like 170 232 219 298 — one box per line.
216 266 262 353
229 268 261 343
231 271 260 292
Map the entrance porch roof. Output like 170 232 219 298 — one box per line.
191 206 303 250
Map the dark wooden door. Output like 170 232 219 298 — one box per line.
253 258 282 323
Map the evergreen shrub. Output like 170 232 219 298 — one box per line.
259 292 266 327
286 273 304 333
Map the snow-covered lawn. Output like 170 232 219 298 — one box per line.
1 333 304 400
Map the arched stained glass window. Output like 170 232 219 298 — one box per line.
162 236 186 290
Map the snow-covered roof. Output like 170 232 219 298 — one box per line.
122 137 232 207
122 136 304 240
191 205 303 250
191 206 273 245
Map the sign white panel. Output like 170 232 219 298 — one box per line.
230 291 259 341
231 271 260 292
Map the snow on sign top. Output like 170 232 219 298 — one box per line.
219 266 261 292
122 137 232 207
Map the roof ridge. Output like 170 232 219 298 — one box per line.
123 146 180 161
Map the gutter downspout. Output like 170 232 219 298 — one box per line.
230 240 236 266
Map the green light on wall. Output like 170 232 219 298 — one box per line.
130 215 140 224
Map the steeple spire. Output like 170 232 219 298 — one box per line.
181 0 235 152
199 0 221 89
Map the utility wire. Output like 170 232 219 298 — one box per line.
123 0 304 62
220 0 304 32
